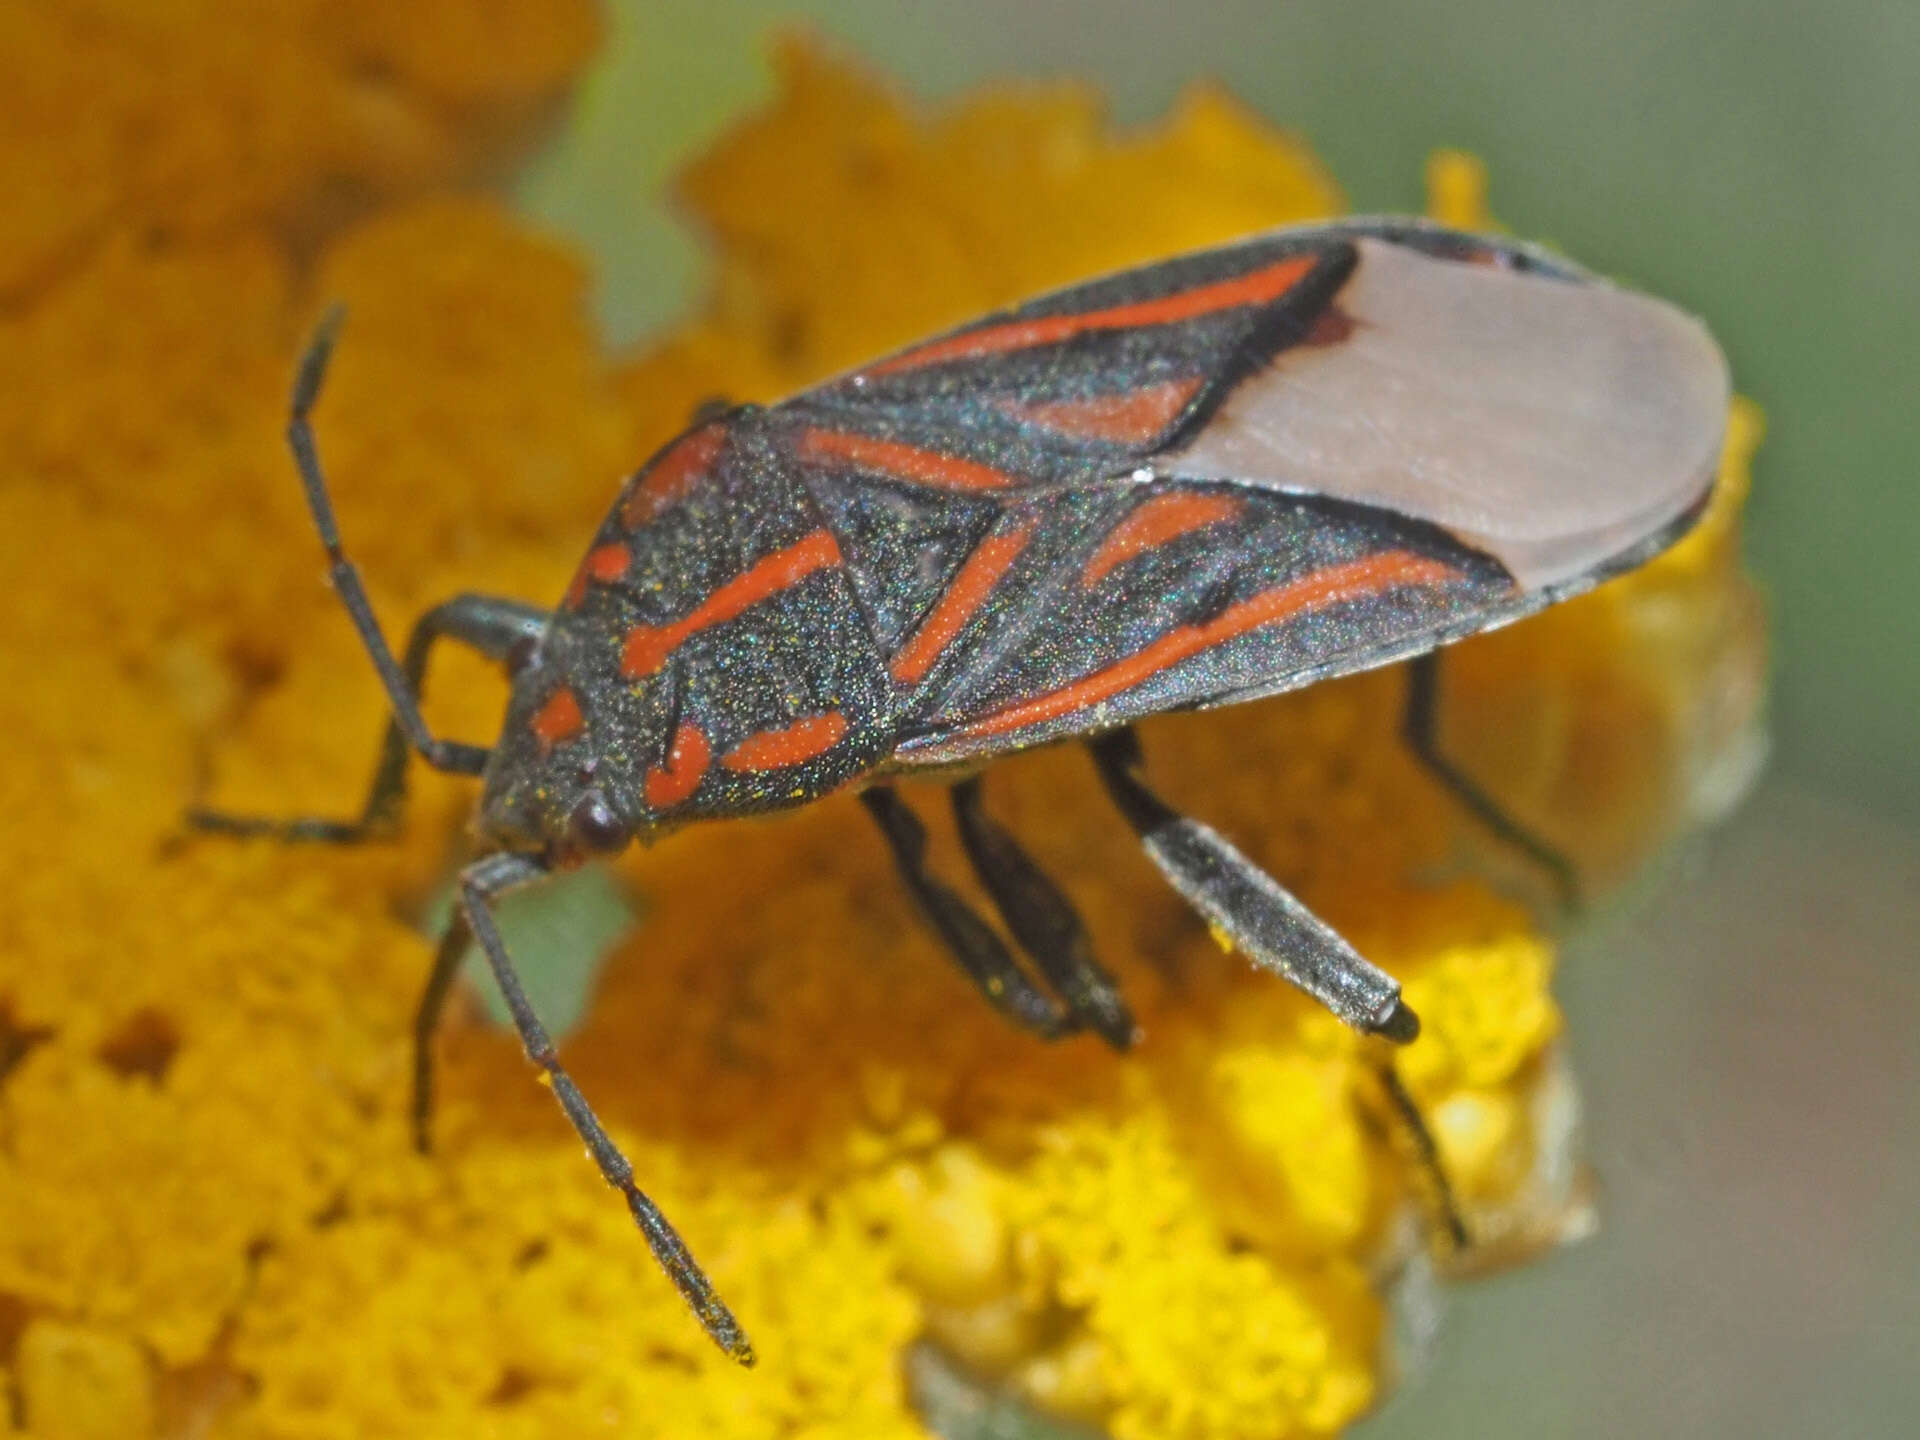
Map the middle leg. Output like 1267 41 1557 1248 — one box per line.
948 777 1137 1049
860 786 1076 1040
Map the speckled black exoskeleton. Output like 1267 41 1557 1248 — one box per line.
192 218 1730 1361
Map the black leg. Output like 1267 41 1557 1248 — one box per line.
458 850 753 1365
187 592 546 842
1402 651 1581 910
860 787 1077 1040
1370 1054 1469 1253
185 308 547 841
1087 728 1419 1044
410 903 473 1156
949 777 1138 1050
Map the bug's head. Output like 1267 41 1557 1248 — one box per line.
474 622 664 868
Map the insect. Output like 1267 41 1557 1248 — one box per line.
192 217 1729 1363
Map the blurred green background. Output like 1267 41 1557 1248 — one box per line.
510 3 1919 1436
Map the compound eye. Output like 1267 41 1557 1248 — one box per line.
505 634 543 678
566 791 629 855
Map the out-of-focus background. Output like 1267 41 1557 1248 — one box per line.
511 3 1918 1435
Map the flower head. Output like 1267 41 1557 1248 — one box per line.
0 27 1760 1440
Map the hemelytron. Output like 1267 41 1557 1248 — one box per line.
194 217 1730 1361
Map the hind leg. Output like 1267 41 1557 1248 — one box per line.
1402 651 1581 910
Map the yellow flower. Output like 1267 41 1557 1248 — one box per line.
0 25 1760 1440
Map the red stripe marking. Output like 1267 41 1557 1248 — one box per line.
798 428 1018 492
958 551 1461 740
530 687 585 748
890 522 1036 684
1303 305 1356 347
622 424 726 530
999 376 1204 446
1081 492 1244 588
586 542 631 582
620 529 843 678
565 539 634 609
721 712 848 772
868 254 1319 376
644 723 711 809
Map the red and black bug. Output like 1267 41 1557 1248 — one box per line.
193 218 1729 1363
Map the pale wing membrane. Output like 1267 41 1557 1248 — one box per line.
809 222 1729 767
1165 236 1730 590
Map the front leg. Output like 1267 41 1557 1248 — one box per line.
187 592 547 842
187 308 549 842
